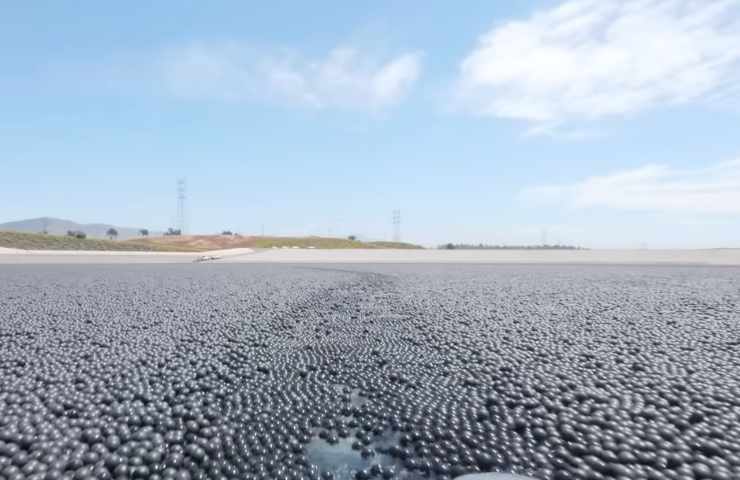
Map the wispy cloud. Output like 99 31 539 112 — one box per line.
521 159 740 214
161 42 422 110
455 0 740 129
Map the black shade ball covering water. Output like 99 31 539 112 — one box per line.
0 264 739 480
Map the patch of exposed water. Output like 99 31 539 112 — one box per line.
349 387 364 407
334 384 367 405
306 436 370 479
305 428 407 479
318 386 534 479
306 430 534 480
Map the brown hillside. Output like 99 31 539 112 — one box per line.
128 235 422 251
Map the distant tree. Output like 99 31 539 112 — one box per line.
347 235 357 241
106 228 118 240
221 230 233 236
67 230 86 239
443 243 456 250
139 229 149 237
165 228 181 236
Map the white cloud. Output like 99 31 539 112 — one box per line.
456 0 740 127
161 42 422 109
521 159 740 214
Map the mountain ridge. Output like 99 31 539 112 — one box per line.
0 217 158 240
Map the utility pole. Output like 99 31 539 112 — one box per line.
392 209 401 242
176 178 187 234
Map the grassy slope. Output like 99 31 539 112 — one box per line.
0 231 423 252
131 235 423 251
0 231 198 252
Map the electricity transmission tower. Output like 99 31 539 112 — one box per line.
176 178 187 234
392 209 401 242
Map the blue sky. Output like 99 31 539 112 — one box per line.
2 0 740 248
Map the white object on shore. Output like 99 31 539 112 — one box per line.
194 255 220 263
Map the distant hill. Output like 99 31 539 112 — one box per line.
0 217 157 240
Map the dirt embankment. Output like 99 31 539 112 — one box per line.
128 235 422 251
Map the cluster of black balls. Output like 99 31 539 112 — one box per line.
0 264 739 480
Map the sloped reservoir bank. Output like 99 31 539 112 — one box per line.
1 264 739 479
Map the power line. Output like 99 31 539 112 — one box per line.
176 178 187 234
